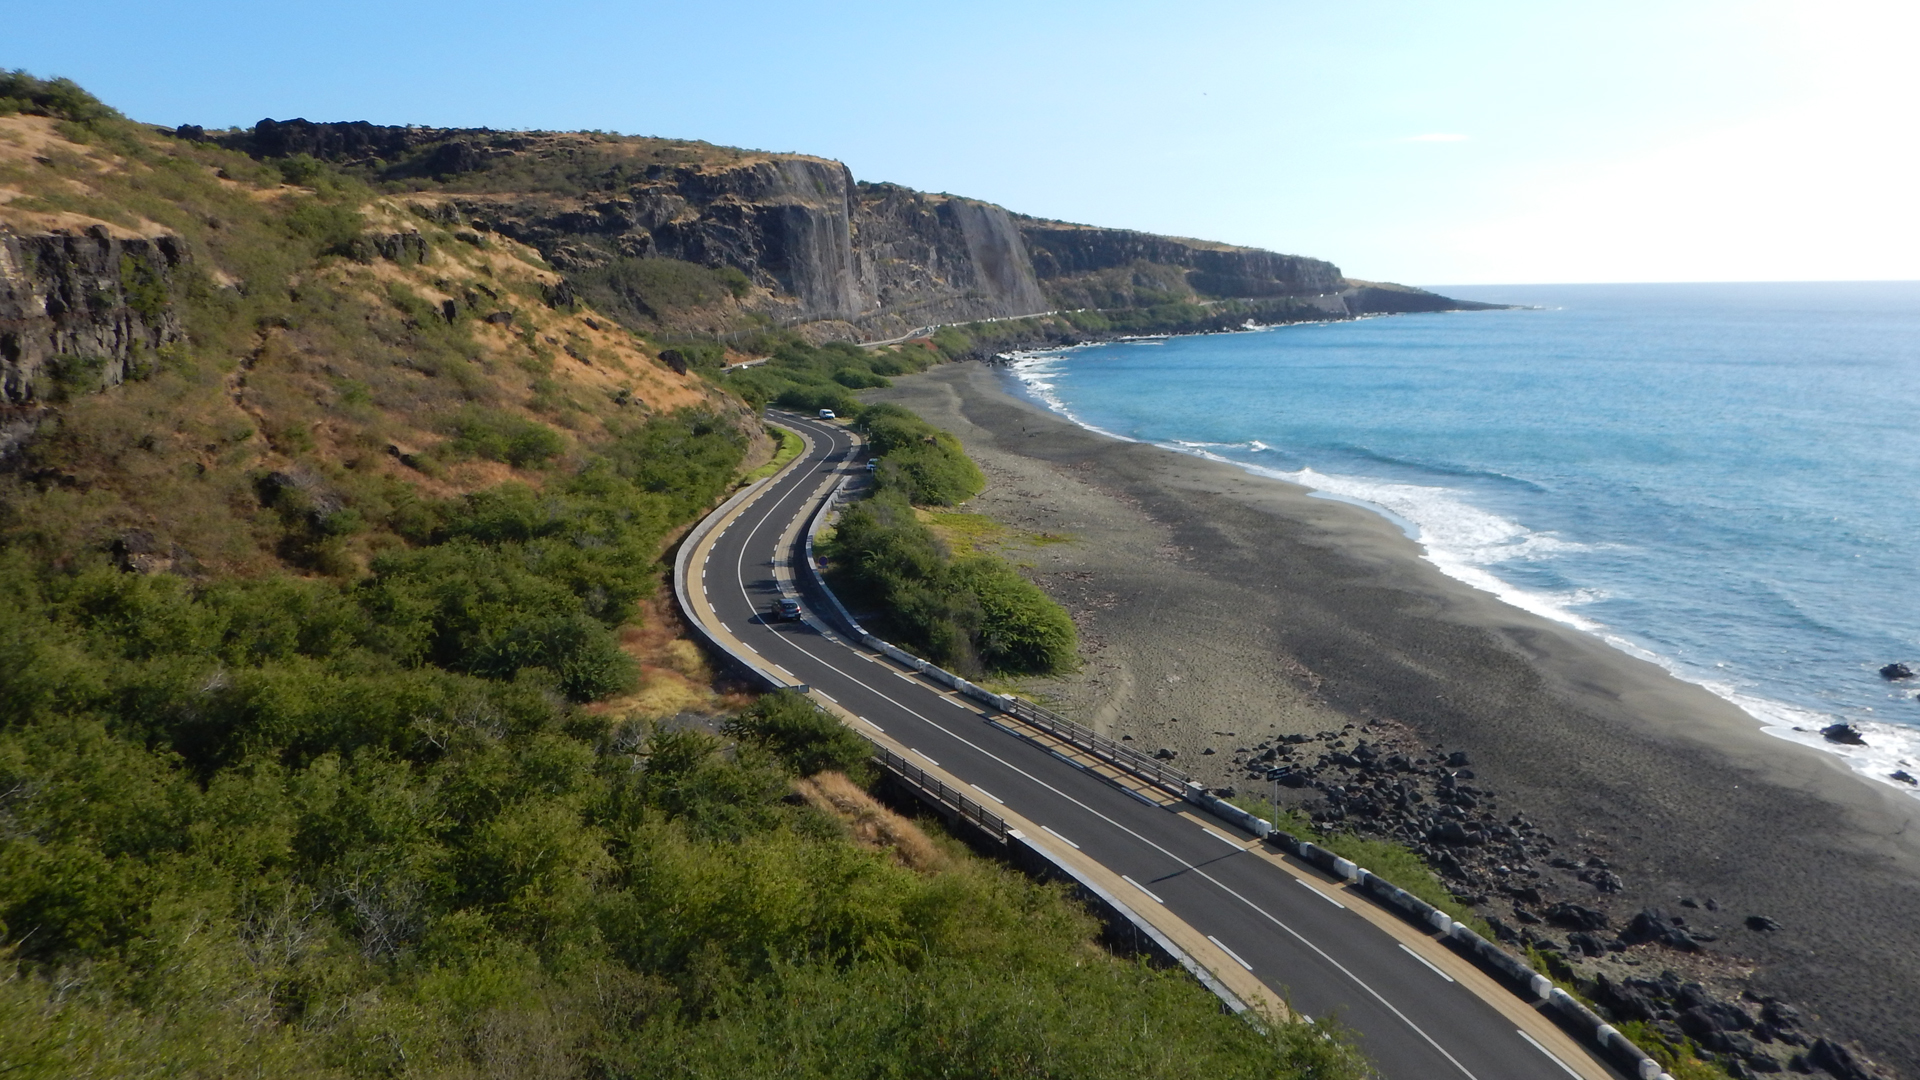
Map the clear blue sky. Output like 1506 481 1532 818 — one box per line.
8 0 1915 284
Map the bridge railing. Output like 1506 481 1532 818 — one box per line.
868 744 1008 843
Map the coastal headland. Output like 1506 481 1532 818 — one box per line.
866 360 1920 1077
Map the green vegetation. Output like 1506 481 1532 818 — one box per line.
1228 799 1487 933
718 336 939 415
0 77 1375 1078
740 424 803 483
857 402 984 506
723 689 873 778
441 406 566 467
571 255 753 324
0 70 123 125
0 546 1362 1077
823 408 1075 677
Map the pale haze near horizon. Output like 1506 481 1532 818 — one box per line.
5 0 1915 286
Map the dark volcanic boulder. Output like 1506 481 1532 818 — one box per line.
1544 902 1609 932
1428 821 1483 846
1821 722 1867 745
1566 931 1610 957
1879 662 1914 681
1620 908 1703 951
1808 1038 1877 1080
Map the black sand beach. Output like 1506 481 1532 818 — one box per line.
866 361 1920 1075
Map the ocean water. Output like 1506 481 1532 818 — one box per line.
1007 282 1920 795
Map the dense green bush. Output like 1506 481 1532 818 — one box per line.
442 406 565 467
954 555 1080 674
859 402 985 506
0 70 122 125
0 527 1357 1080
719 335 936 414
723 689 874 778
826 487 1076 677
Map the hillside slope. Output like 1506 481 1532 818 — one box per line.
0 75 1369 1080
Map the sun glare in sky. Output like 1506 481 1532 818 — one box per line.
7 0 1915 284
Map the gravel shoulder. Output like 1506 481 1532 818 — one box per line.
864 360 1920 1077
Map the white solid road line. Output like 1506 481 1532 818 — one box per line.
911 748 939 766
1207 935 1254 971
970 783 1005 804
1399 943 1456 983
717 420 1484 1080
1040 825 1081 849
1516 1030 1584 1078
1297 878 1347 909
1122 875 1164 904
1201 827 1246 850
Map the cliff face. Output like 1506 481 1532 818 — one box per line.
0 224 188 453
201 119 1476 339
1017 220 1345 300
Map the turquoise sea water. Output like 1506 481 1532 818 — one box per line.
1007 282 1920 793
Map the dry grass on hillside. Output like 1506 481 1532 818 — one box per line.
0 115 749 579
793 771 948 872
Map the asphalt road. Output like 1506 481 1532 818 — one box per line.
692 412 1622 1080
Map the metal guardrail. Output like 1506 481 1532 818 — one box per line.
870 744 1008 842
998 695 1193 798
797 461 1197 802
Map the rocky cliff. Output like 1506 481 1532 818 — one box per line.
197 119 1478 340
0 223 188 454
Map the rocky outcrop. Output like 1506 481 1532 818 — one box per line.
0 224 188 454
1017 219 1344 300
204 118 1486 339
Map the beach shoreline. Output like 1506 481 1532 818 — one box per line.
865 360 1920 1076
1001 341 1920 807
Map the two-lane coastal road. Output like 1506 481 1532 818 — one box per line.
683 411 1628 1080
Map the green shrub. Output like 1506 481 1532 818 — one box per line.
826 486 1074 677
443 407 565 467
572 256 747 324
859 405 984 506
0 70 121 125
953 555 1078 674
723 690 873 777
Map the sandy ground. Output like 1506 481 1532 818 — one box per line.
865 361 1920 1076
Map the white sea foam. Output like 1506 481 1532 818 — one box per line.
1703 684 1920 798
1005 352 1920 799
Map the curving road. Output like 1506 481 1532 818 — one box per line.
686 411 1626 1080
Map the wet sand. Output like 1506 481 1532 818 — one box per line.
866 361 1920 1075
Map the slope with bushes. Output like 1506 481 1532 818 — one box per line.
0 73 1365 1079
